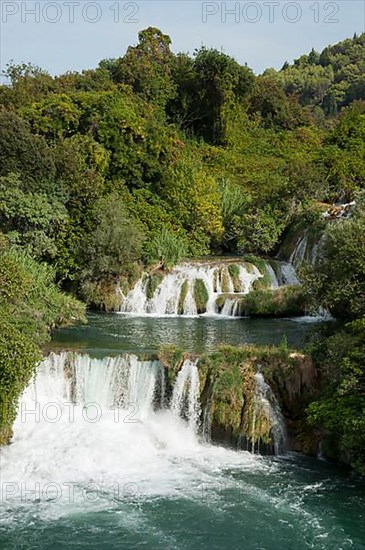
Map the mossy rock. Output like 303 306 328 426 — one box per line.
0 425 13 446
194 279 209 314
210 363 246 437
146 272 164 300
228 264 242 292
200 350 274 447
158 345 188 387
243 255 271 290
213 269 219 292
221 268 232 293
178 281 189 315
81 279 122 312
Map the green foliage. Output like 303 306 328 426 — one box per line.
322 103 365 199
243 256 271 289
306 319 365 475
241 286 307 318
0 173 68 261
143 226 187 269
301 201 365 319
269 33 365 115
0 241 85 443
178 281 189 315
146 272 164 300
228 264 241 292
0 108 55 185
87 193 145 279
1 28 363 282
161 153 223 252
0 319 41 444
189 47 254 144
113 27 176 108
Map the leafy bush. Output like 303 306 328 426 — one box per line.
143 226 187 269
301 201 365 319
307 319 365 475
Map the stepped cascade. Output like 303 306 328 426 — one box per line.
120 260 299 317
2 352 287 477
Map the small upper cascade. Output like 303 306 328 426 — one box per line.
289 233 308 267
278 262 300 286
279 226 327 270
170 359 201 433
264 261 299 288
120 261 262 316
265 263 280 289
253 373 288 455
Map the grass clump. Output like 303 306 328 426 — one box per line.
146 272 164 300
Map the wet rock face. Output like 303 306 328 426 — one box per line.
160 345 320 457
261 353 320 453
198 348 320 456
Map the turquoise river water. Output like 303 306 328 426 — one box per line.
0 314 364 550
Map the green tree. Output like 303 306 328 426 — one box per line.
87 193 145 279
0 108 55 186
113 27 176 108
194 48 254 143
301 200 365 319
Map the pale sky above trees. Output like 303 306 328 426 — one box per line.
0 0 364 80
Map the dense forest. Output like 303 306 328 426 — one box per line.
0 29 364 471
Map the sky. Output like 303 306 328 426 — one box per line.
0 0 364 81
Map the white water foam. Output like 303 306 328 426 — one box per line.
120 262 261 316
0 352 265 518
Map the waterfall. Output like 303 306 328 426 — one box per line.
120 261 261 316
170 359 201 433
278 262 300 286
29 352 163 419
289 233 308 267
220 298 242 317
265 262 280 289
284 227 326 270
17 352 204 436
253 373 288 455
1 351 291 511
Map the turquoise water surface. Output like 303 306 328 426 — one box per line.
1 313 363 550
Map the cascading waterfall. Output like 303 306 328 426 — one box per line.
41 351 163 417
286 228 327 269
289 233 309 267
278 261 300 286
120 260 301 317
265 263 280 289
265 261 299 288
0 352 207 506
2 352 289 498
120 262 262 316
220 298 241 317
253 373 288 455
170 359 201 433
